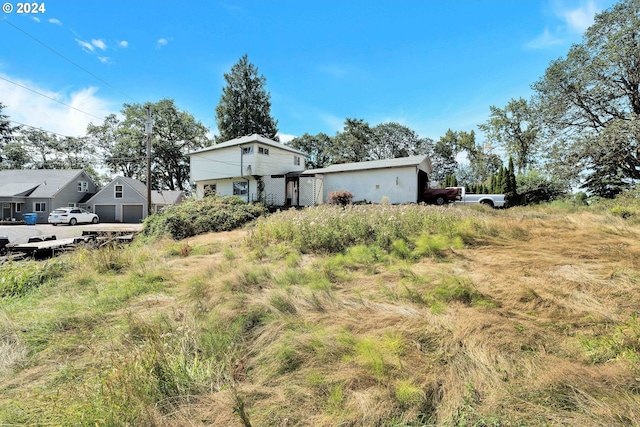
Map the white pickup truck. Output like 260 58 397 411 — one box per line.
450 187 506 208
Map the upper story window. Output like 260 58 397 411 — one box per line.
115 184 123 199
242 146 254 155
294 156 301 166
258 146 269 155
77 181 89 192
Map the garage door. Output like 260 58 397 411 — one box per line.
122 204 144 223
94 205 116 223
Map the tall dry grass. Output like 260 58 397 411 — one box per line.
1 203 640 426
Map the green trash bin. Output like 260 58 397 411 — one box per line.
23 213 38 225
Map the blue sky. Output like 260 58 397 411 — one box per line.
0 0 617 144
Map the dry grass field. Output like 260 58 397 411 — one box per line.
0 201 639 426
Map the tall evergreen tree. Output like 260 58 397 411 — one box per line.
0 103 21 167
504 157 518 206
215 54 279 142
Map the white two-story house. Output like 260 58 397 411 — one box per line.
188 134 307 205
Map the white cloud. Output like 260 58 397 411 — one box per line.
562 0 599 33
91 39 107 50
156 37 172 49
75 39 94 52
277 133 296 143
0 73 114 137
319 112 345 133
526 0 605 50
32 17 40 23
48 18 62 25
526 28 565 49
98 57 110 64
118 40 129 48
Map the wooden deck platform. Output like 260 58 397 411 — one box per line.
5 229 140 256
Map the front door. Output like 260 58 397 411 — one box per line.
2 203 10 220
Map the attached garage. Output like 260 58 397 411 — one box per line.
122 204 144 223
94 204 116 223
301 156 433 205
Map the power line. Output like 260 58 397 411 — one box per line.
8 119 82 139
0 76 105 121
2 17 138 103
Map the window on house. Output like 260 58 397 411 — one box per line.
77 181 89 192
258 146 269 155
294 156 301 166
115 184 123 199
34 202 46 212
242 146 253 155
203 184 217 197
233 181 248 196
15 204 21 213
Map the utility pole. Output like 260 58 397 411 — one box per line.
145 106 153 217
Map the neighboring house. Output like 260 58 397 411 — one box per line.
85 176 185 223
0 169 97 223
299 156 433 205
188 134 307 203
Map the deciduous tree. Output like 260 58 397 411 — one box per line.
287 132 334 169
88 99 210 190
478 97 539 173
533 0 640 196
370 122 430 160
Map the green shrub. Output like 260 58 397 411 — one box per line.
142 196 266 240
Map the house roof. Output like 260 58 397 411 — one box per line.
86 176 185 206
304 155 432 175
0 169 87 198
188 134 307 156
154 190 184 205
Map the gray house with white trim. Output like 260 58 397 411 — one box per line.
0 169 97 223
85 176 185 223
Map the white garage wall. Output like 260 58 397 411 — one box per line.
322 167 418 204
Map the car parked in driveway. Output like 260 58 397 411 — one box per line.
48 207 99 226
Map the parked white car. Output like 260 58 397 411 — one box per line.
48 208 99 226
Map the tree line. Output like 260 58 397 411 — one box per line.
1 0 638 200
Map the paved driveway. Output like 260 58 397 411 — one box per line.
0 223 143 245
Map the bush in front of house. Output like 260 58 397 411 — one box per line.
328 190 353 206
142 196 267 240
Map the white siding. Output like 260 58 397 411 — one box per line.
191 145 305 183
190 146 247 182
322 167 418 204
196 177 258 202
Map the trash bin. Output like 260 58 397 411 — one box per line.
23 213 38 225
